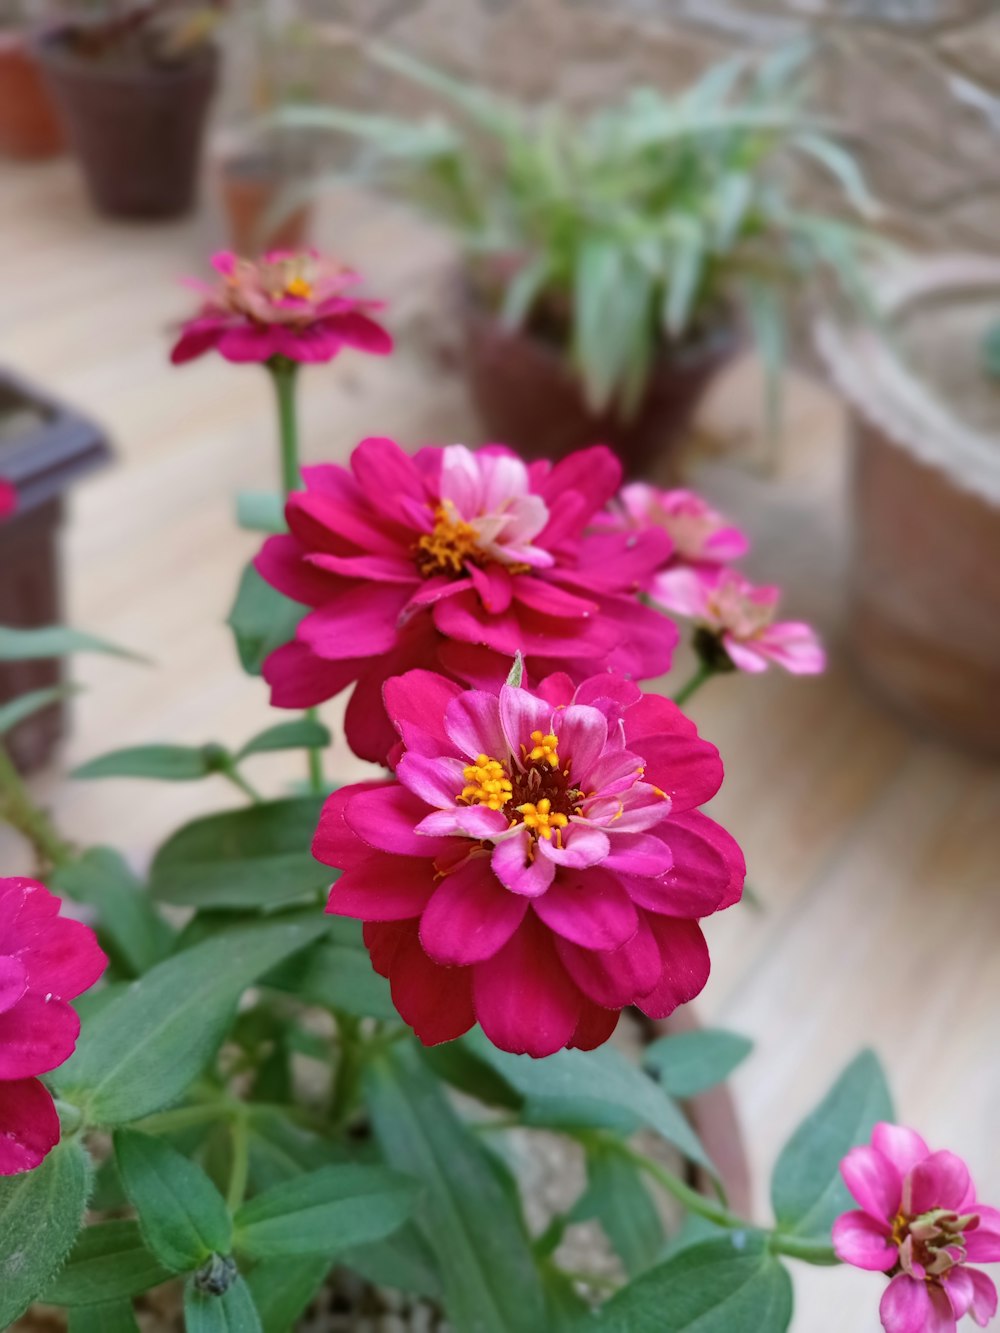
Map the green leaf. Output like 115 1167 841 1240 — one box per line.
115 1130 232 1273
505 651 524 689
643 1029 753 1099
465 1031 715 1176
573 1143 664 1276
50 847 176 978
73 744 215 782
227 564 305 678
55 914 328 1125
422 1040 522 1111
771 1049 893 1241
184 1274 263 1333
234 1164 418 1259
0 1136 91 1326
982 321 1000 380
365 1041 547 1333
149 797 327 911
499 255 553 330
236 490 286 535
343 1223 443 1300
792 132 878 217
663 219 705 339
286 938 396 1020
599 1234 792 1332
42 1220 172 1306
245 1258 330 1333
0 683 80 735
68 1300 141 1333
744 277 787 441
0 624 145 662
573 237 623 412
235 719 331 761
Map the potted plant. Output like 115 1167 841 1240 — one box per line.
817 253 1000 755
285 42 881 476
0 0 64 158
35 0 223 219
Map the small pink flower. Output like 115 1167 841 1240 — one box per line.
609 484 750 569
170 250 392 366
834 1123 1000 1333
256 440 676 764
313 668 744 1057
0 480 17 519
0 878 107 1174
651 565 825 676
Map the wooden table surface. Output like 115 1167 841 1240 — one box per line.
2 159 998 1333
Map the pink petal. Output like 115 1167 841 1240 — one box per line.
0 993 80 1079
961 1269 996 1326
634 916 710 1019
0 955 27 1015
419 861 527 965
622 817 733 917
535 446 621 543
444 691 508 763
0 878 60 933
388 928 476 1047
556 913 662 1008
879 1274 955 1333
14 917 106 1002
416 807 509 840
625 723 723 816
344 668 406 767
328 853 437 921
255 533 335 606
0 1078 60 1175
396 753 467 808
491 829 556 898
965 1207 1000 1263
216 324 283 362
363 920 409 977
350 437 429 525
468 563 514 615
306 552 418 584
832 1211 898 1272
602 832 673 878
288 490 402 558
872 1124 931 1178
264 641 360 710
472 916 582 1057
299 585 410 660
509 577 598 620
531 869 639 951
757 621 826 675
906 1152 972 1217
722 634 771 673
552 705 608 785
313 782 387 871
569 1001 620 1051
537 824 610 870
325 310 393 355
499 686 554 759
573 673 643 714
384 669 464 757
345 785 450 857
841 1145 903 1223
170 323 223 364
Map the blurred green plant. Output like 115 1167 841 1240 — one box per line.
281 40 885 419
982 320 1000 380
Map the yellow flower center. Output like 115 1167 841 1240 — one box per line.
456 731 576 852
460 754 513 811
284 276 313 300
416 502 482 577
517 798 568 843
523 730 559 768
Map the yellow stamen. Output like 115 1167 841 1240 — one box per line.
517 798 569 841
284 276 313 299
524 730 560 769
416 501 481 576
459 754 512 811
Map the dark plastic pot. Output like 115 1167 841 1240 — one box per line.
461 291 737 480
0 370 111 772
36 36 218 219
0 30 64 159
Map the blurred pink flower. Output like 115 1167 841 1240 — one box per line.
651 565 825 675
0 480 17 519
610 484 750 569
0 878 106 1174
170 250 392 366
834 1122 1000 1333
313 668 744 1057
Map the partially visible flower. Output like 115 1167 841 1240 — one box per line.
607 484 750 570
0 480 17 519
651 565 825 676
0 878 107 1175
169 250 392 366
313 668 744 1057
257 439 676 764
834 1122 1000 1333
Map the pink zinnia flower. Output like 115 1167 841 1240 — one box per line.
651 565 825 675
0 480 16 520
834 1122 1000 1333
257 440 677 764
169 250 392 366
608 484 750 570
0 878 107 1174
312 668 744 1057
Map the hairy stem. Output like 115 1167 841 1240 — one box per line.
0 739 73 871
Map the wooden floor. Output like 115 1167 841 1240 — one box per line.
2 158 999 1333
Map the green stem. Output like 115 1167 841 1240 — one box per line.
0 739 73 870
329 1015 362 1132
226 1111 250 1213
769 1233 838 1264
222 764 264 804
268 357 324 796
671 659 716 708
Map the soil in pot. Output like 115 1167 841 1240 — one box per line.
0 31 64 159
218 150 313 257
460 289 736 481
36 32 218 219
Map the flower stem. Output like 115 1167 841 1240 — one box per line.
222 763 264 805
267 356 324 796
0 739 73 871
671 660 716 708
330 1015 362 1132
226 1111 250 1213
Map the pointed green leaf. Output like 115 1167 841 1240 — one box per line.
0 683 80 735
343 1223 442 1300
42 1220 172 1306
68 1300 141 1333
50 847 175 978
73 744 214 782
245 1258 330 1333
227 564 305 678
235 719 331 761
643 1029 753 1099
236 490 286 535
573 1144 664 1276
184 1274 262 1333
0 624 145 663
285 938 396 1020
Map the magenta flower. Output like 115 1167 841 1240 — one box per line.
256 440 676 764
834 1123 1000 1333
169 250 392 366
609 484 750 570
0 878 107 1174
651 565 825 675
313 668 744 1057
0 480 16 520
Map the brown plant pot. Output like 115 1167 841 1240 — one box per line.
0 370 112 773
0 31 64 159
218 151 313 257
817 256 1000 754
461 294 737 480
36 37 218 219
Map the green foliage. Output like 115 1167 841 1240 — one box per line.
227 563 305 677
235 719 331 760
245 1259 330 1333
290 42 882 414
982 320 1000 379
236 490 287 535
280 937 396 1020
149 798 328 910
643 1027 753 1098
0 1137 92 1326
571 1142 665 1276
68 1301 142 1333
0 624 144 662
598 1234 793 1331
0 683 80 735
42 1220 172 1306
184 1275 263 1333
73 744 220 781
114 1130 233 1273
771 1049 892 1243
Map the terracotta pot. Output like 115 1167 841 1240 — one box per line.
218 152 313 257
460 292 736 480
36 37 218 219
817 255 1000 754
0 31 64 159
0 369 112 772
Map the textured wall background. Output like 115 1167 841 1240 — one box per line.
279 0 1000 253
